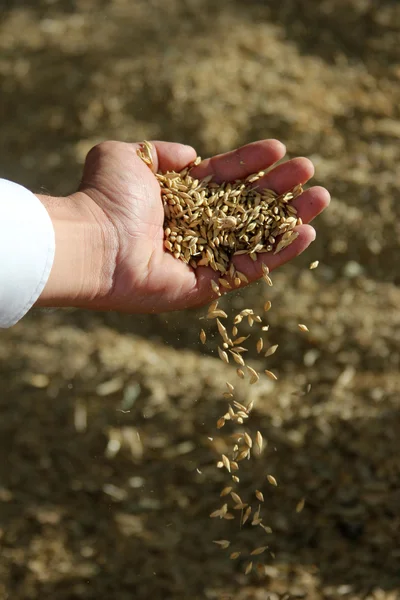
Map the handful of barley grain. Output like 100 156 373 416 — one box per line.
137 140 303 275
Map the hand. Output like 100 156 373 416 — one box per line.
38 139 330 313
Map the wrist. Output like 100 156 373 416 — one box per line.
36 192 117 309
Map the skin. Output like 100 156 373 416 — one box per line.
36 139 330 313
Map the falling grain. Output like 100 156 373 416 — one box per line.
230 552 241 560
245 561 253 575
218 347 230 364
309 261 319 270
244 432 253 448
250 546 268 556
221 454 231 472
256 338 264 354
255 490 264 502
236 368 245 379
298 323 309 332
229 350 245 366
256 431 263 453
296 497 306 513
263 300 272 311
265 369 278 381
213 540 230 549
265 344 278 357
199 329 207 344
220 487 232 497
267 474 278 487
247 366 259 384
242 506 252 525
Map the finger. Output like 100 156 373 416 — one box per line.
191 139 286 183
149 141 198 173
191 225 315 305
258 157 314 194
293 186 331 224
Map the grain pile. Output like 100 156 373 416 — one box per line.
138 141 310 575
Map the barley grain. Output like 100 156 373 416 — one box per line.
265 344 278 357
263 300 272 311
247 366 259 384
298 324 309 332
230 552 241 560
296 497 305 513
250 546 268 556
200 329 206 344
213 540 230 549
256 338 264 354
230 492 242 505
265 369 278 381
245 561 253 575
309 261 319 270
255 490 264 502
220 486 232 497
229 351 245 366
256 431 263 453
242 506 252 525
244 432 253 448
236 368 245 379
267 474 278 487
221 454 231 472
218 347 230 364
211 280 221 296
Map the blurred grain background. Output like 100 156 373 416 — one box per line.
0 1 400 598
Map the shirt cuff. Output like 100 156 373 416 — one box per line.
0 179 55 328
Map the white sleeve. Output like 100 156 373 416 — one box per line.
0 179 55 328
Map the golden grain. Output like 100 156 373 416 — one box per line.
220 486 232 497
242 506 252 525
219 278 232 289
218 347 230 364
267 474 278 487
234 335 250 345
211 280 221 296
263 300 272 311
230 492 242 505
298 323 309 332
244 432 253 448
296 497 306 513
232 475 240 483
229 350 245 366
256 338 264 354
200 329 206 344
309 261 319 270
245 561 253 575
255 490 264 502
250 546 268 556
256 431 263 453
213 540 230 549
264 369 278 381
221 454 231 472
230 552 241 560
265 344 278 357
236 368 245 379
226 382 234 393
247 366 259 384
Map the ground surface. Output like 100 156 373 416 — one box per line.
1 1 400 599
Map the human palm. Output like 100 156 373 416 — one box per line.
78 139 329 313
